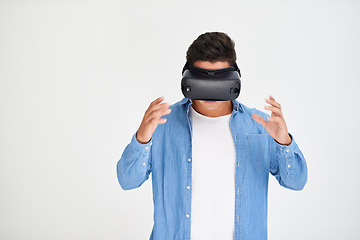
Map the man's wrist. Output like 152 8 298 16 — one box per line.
136 131 151 144
275 133 292 146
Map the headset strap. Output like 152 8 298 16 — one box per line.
182 61 241 77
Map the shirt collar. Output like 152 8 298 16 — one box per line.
179 98 244 113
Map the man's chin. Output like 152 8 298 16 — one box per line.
199 100 221 110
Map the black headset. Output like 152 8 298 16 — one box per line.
181 62 241 101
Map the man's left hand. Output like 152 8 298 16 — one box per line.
251 95 292 145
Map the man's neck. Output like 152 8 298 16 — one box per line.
191 100 233 118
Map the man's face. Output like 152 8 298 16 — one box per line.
192 60 232 114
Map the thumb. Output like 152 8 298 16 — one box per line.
251 114 267 128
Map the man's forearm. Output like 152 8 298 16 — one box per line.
117 133 153 190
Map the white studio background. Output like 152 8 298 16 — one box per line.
0 0 359 239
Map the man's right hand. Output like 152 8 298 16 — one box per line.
136 97 171 144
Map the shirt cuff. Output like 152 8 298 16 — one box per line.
131 132 153 153
273 133 296 178
273 133 298 154
274 133 293 147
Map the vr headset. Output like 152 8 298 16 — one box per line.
181 62 241 101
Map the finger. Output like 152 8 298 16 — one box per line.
266 116 283 122
266 96 281 109
150 96 165 106
147 109 171 123
147 102 170 115
146 108 172 122
158 118 167 124
149 116 167 125
264 106 282 116
251 114 267 128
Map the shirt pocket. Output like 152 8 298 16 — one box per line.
246 134 270 172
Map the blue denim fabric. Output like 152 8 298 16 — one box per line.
117 98 308 240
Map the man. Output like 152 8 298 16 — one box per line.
117 32 308 240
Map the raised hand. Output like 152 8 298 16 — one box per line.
251 96 292 145
136 97 171 144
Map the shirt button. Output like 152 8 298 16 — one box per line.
186 214 190 218
187 186 190 189
288 164 291 168
188 158 191 162
286 149 289 152
145 146 149 150
150 142 153 146
143 162 146 166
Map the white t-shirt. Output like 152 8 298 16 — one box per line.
190 106 236 240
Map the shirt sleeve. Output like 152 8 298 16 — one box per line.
269 133 308 191
116 132 153 190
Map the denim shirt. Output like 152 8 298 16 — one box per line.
117 98 308 240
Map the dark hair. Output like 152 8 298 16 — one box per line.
186 32 237 66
